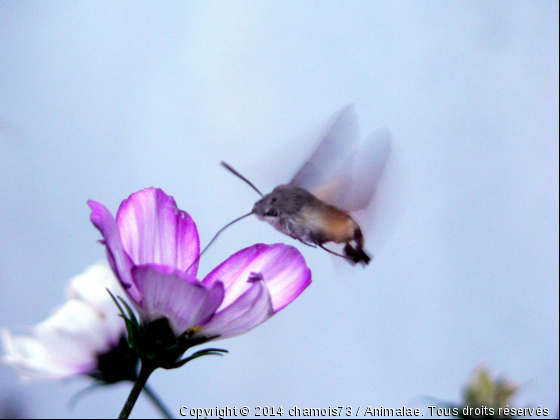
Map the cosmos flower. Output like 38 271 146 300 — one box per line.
88 187 311 358
2 262 137 383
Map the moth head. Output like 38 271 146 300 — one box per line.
253 192 280 219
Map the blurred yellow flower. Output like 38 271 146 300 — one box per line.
463 364 518 411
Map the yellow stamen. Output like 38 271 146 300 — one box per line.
182 326 200 339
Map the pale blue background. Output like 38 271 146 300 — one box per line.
0 1 558 418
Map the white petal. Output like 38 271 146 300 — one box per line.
35 300 115 367
3 264 131 381
2 329 92 380
67 261 124 308
66 261 128 345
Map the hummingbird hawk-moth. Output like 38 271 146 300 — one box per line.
219 105 392 266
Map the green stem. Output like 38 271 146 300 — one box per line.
119 363 156 419
144 383 174 419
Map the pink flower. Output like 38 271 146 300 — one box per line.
88 188 311 344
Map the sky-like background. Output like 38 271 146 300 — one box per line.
0 1 558 418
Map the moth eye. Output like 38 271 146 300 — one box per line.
270 197 277 204
267 209 279 217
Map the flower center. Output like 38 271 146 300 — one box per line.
248 272 264 282
90 336 138 384
182 326 200 340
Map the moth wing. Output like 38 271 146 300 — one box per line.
289 104 359 198
352 130 404 258
312 128 392 213
340 128 392 212
312 176 353 208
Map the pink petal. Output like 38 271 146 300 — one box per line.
116 188 199 276
88 200 140 302
199 280 273 339
131 264 224 336
203 244 311 313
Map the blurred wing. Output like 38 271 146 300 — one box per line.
312 127 392 212
339 128 392 211
289 105 359 198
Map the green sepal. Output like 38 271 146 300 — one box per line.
118 297 139 329
68 383 105 409
167 348 229 370
107 289 140 351
106 290 229 371
118 297 141 349
107 289 127 321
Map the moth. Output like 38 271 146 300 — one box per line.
219 105 392 266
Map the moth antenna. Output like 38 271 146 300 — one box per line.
221 161 264 197
186 211 254 272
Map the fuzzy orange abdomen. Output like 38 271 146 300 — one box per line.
301 205 357 244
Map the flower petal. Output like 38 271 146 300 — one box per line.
66 261 127 350
67 261 123 307
35 300 116 364
203 244 311 312
2 329 91 380
131 264 224 336
116 188 199 275
2 299 114 380
199 279 273 340
88 200 140 302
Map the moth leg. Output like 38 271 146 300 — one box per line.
319 244 353 261
297 238 317 248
